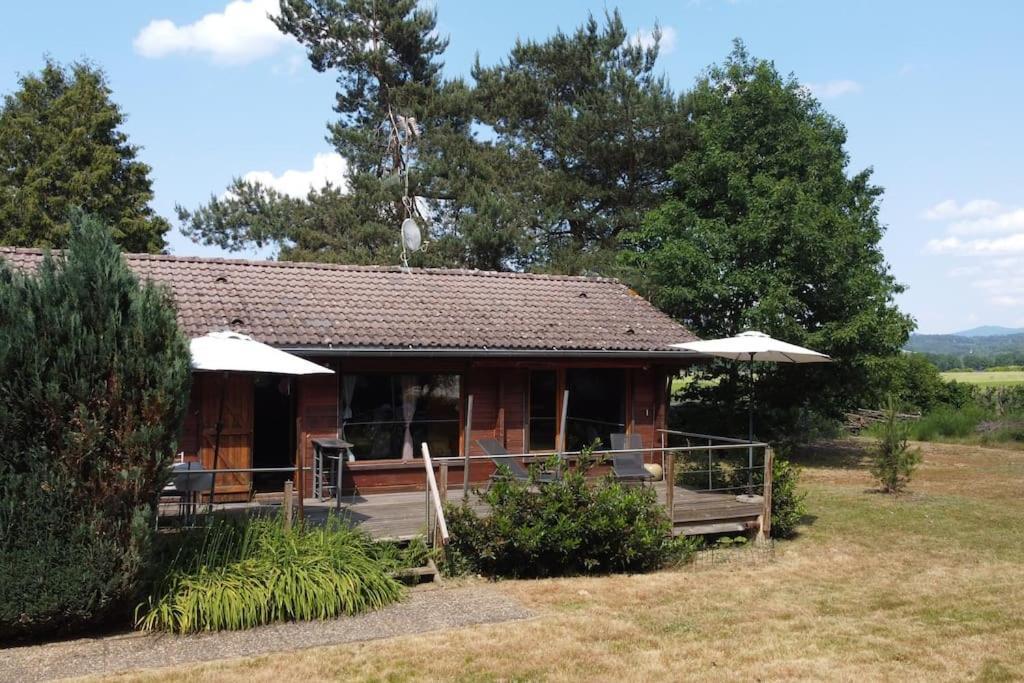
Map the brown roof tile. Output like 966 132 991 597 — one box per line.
0 248 696 354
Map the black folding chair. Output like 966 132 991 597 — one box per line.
476 438 561 485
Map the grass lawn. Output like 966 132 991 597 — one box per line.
96 439 1024 682
941 370 1024 387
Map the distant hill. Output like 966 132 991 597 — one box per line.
952 325 1024 337
906 331 1024 356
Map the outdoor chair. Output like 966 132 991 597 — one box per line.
609 433 654 485
476 438 561 485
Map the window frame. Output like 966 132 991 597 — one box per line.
339 372 463 462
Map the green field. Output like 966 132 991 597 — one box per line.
941 370 1024 387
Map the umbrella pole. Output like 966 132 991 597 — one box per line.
208 371 228 513
748 352 755 493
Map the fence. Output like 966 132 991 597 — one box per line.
157 465 309 528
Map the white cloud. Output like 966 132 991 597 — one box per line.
923 198 1002 221
926 198 1024 308
242 153 348 198
134 0 289 65
631 26 678 55
950 208 1024 236
805 80 863 99
948 265 982 277
929 233 1024 255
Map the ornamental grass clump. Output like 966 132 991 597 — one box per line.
444 445 698 578
137 515 403 634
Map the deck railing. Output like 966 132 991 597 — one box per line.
429 435 774 536
420 443 450 546
156 465 309 528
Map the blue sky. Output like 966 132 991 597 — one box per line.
2 0 1022 334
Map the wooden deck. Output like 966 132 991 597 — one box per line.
295 482 764 540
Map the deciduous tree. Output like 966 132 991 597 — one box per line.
622 42 914 428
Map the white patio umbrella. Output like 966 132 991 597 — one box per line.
672 331 831 489
190 331 334 504
190 331 336 376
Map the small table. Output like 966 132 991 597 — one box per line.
311 437 353 510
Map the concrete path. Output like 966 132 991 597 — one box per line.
0 586 533 682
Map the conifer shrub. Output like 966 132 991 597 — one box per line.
444 446 699 578
768 456 807 538
872 398 922 494
0 215 191 639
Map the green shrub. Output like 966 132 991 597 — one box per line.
768 456 807 538
907 405 990 441
444 447 697 578
0 215 191 640
863 353 951 413
872 399 922 494
137 515 403 634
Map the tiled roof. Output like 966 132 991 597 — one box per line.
0 248 697 354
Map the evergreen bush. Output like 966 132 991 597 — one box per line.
768 456 807 538
0 215 191 639
871 398 922 494
444 446 699 578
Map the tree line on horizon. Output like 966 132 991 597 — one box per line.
0 1 914 431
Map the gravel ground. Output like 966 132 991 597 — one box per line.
1 586 534 683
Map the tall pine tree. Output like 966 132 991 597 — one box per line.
180 0 528 269
473 11 687 273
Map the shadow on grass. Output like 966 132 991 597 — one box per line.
790 439 871 471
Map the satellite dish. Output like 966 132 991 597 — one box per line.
401 217 422 252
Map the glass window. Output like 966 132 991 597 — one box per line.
528 370 557 451
341 374 460 460
565 368 626 452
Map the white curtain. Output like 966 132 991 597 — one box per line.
401 375 417 461
341 375 357 461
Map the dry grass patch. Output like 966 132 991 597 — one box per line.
91 440 1024 682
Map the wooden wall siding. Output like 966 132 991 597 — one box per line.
631 367 657 459
290 357 680 496
501 368 527 453
654 368 670 440
297 371 340 498
179 380 203 460
465 367 500 456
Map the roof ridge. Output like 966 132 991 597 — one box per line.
0 247 621 284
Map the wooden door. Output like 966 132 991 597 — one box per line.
200 373 254 499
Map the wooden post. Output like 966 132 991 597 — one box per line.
557 388 569 467
283 479 293 530
462 394 473 499
295 416 304 523
436 463 449 551
762 446 774 538
665 450 675 527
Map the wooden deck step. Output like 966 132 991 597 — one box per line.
392 558 441 584
674 520 754 536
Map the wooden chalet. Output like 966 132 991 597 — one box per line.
2 248 700 496
4 247 777 538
